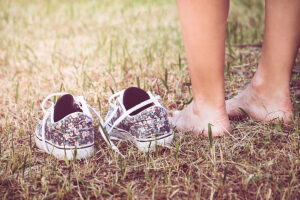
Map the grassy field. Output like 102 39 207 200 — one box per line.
0 0 299 199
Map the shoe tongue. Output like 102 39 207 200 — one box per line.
54 94 82 122
123 87 153 116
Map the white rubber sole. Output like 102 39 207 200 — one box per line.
35 132 94 160
134 133 174 152
110 130 174 152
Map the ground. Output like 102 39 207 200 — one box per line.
0 0 299 199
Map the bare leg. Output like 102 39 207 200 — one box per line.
170 0 230 136
226 0 300 123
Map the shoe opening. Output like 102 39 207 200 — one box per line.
123 87 154 116
54 94 83 122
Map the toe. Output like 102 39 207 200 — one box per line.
168 110 181 125
168 114 188 132
168 116 176 126
169 110 180 118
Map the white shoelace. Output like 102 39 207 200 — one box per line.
101 90 161 155
40 92 69 153
40 92 127 157
105 90 160 129
88 105 125 157
39 91 160 158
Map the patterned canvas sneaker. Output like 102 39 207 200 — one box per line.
99 87 173 153
35 93 95 160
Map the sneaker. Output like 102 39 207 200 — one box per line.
100 87 174 153
35 93 95 160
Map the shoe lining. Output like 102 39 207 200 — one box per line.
123 87 154 116
54 94 83 122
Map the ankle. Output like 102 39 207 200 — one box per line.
250 74 290 99
249 77 293 111
192 98 226 116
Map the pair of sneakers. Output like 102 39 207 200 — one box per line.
35 87 174 160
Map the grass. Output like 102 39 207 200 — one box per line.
0 0 299 199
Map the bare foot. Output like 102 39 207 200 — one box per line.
226 84 293 123
169 101 231 137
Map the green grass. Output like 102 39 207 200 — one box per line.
0 0 299 199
